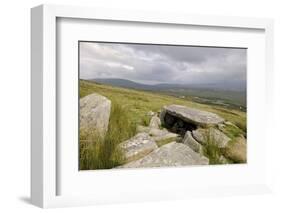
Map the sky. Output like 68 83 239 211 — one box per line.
79 42 246 89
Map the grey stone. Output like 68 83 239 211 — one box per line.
192 128 207 144
79 93 111 137
183 131 204 154
149 115 161 129
136 126 179 144
148 128 168 136
161 105 224 127
153 132 179 143
118 133 158 163
148 128 179 142
136 125 151 133
119 142 209 168
192 128 231 148
218 123 225 131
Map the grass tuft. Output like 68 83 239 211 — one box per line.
141 115 151 126
222 123 245 139
233 120 247 133
203 129 224 165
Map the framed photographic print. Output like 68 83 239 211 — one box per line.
31 4 274 208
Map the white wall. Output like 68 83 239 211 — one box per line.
0 0 280 212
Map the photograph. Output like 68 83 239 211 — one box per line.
25 2 277 210
79 41 247 170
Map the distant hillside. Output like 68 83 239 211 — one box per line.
80 80 246 131
87 78 246 109
91 78 154 90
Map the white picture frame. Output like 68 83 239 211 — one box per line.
31 4 274 208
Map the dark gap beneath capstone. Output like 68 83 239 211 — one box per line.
164 113 197 136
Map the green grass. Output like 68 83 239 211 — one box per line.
233 120 247 133
141 115 151 126
221 124 245 139
203 129 224 165
80 80 246 128
79 80 247 168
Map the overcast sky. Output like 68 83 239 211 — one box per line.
79 42 246 88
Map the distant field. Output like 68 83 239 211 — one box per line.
160 89 246 111
80 80 247 132
91 78 246 111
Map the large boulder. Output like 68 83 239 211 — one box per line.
160 105 224 128
222 136 247 163
192 128 231 148
119 142 209 168
192 129 207 144
118 133 158 163
183 131 204 154
80 93 111 137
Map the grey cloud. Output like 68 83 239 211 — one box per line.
79 42 246 89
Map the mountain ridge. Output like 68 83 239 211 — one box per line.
87 78 246 92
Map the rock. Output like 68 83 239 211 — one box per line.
148 128 179 143
160 105 224 128
118 133 158 163
153 133 179 143
160 109 197 135
147 111 155 116
149 115 161 129
218 123 225 131
183 131 204 154
136 125 150 133
137 126 170 137
136 125 179 145
149 128 179 145
80 93 111 137
208 128 231 148
119 142 209 168
222 136 246 163
192 128 230 148
148 128 169 137
192 128 207 144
